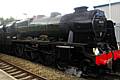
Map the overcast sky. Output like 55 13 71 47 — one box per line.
0 0 120 19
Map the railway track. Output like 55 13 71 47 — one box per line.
82 72 120 80
2 53 120 80
0 53 79 80
102 72 120 80
0 60 46 80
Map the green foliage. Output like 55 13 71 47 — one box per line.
0 17 15 25
0 17 4 25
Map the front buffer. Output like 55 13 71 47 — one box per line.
96 50 120 71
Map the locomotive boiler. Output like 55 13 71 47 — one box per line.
0 6 119 75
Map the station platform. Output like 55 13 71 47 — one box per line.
0 69 17 80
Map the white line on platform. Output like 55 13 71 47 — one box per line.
0 69 17 80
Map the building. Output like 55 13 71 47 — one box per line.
94 2 120 26
94 2 120 47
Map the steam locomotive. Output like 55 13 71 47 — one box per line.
0 6 120 75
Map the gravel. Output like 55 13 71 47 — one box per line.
0 53 81 80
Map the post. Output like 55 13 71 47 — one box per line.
109 0 111 20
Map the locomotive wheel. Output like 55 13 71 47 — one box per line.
81 59 92 75
56 62 67 71
33 52 44 64
44 54 55 66
82 63 89 74
113 59 120 72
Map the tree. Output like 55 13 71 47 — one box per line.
0 17 4 25
0 17 15 25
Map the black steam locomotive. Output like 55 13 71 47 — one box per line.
0 6 119 75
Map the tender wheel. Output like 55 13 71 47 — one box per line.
14 45 20 56
25 51 35 61
30 51 36 60
13 44 24 57
18 46 24 57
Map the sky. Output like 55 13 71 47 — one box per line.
0 0 120 19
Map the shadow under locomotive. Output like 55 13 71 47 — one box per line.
0 6 120 77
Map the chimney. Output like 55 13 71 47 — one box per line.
74 6 88 13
